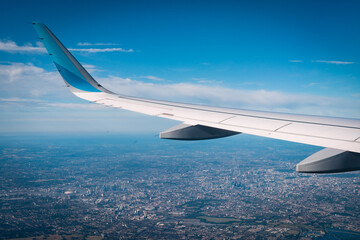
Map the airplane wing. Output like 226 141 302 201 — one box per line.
32 22 360 173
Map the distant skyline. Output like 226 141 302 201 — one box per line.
1 0 360 133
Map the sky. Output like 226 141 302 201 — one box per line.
0 0 360 134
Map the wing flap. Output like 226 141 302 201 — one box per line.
221 115 290 131
278 123 360 142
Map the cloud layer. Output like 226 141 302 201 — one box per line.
1 62 359 119
97 77 360 118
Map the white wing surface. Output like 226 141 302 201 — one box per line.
32 22 360 173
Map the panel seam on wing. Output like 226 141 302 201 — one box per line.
274 123 293 132
218 116 236 124
104 98 173 111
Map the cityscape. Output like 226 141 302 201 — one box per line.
1 1 360 239
0 133 359 239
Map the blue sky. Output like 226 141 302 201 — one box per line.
1 0 360 134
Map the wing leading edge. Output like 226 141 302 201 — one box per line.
32 22 360 173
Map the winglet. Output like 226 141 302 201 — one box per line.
32 22 108 93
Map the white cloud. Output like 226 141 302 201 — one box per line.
82 64 103 73
69 47 134 53
139 75 164 81
77 42 118 46
289 60 355 65
0 40 46 53
82 64 97 69
313 60 355 65
0 62 65 99
0 62 50 82
44 102 105 109
0 97 43 103
0 40 133 54
191 78 221 84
